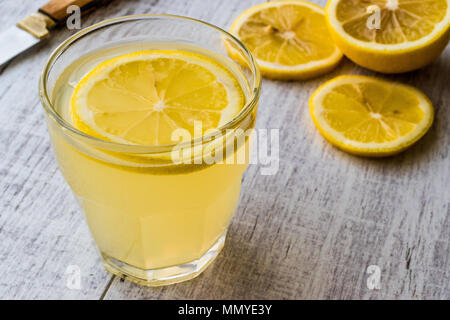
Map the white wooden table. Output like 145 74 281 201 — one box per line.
0 0 449 300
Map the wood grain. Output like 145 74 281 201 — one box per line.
0 0 448 300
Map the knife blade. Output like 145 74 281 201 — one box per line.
0 0 111 67
0 26 41 66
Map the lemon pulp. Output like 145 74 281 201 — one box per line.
335 0 448 44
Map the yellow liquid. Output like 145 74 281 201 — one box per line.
49 43 254 270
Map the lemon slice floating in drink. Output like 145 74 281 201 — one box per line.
71 50 244 145
325 0 450 73
309 75 434 156
230 0 343 80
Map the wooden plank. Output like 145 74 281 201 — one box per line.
0 0 448 300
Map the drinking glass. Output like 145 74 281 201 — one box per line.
39 15 261 286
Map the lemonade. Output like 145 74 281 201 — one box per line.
40 16 260 286
51 44 251 273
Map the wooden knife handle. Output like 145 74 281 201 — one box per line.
39 0 111 22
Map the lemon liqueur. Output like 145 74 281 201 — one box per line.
49 41 255 279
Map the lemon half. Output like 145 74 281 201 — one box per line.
70 50 244 146
230 0 343 80
309 75 434 156
326 0 450 73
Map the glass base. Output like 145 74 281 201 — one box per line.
101 232 226 287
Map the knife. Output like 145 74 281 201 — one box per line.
0 0 111 67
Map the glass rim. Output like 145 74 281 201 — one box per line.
39 14 261 154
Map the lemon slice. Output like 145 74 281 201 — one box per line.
229 0 343 80
70 50 244 146
309 75 434 156
326 0 450 73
